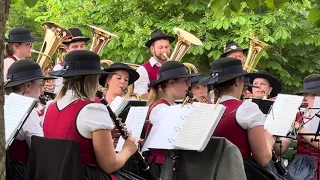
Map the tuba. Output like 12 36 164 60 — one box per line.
243 34 271 73
183 62 199 74
36 22 72 70
163 27 202 74
165 27 203 62
89 25 117 54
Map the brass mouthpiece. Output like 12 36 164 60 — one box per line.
32 49 52 60
163 53 170 61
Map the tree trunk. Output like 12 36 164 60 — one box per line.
0 0 11 179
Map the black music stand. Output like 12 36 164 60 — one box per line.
250 98 274 114
118 100 147 121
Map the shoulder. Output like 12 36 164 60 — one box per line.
236 100 265 129
3 57 15 64
77 103 115 138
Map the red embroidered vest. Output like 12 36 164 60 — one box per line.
296 111 320 156
142 61 160 83
144 99 170 164
43 100 98 166
212 99 251 158
8 139 29 162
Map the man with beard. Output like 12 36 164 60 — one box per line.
134 29 175 99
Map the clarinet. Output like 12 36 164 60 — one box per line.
96 90 160 180
272 151 288 176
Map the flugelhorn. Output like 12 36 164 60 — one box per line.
166 27 203 62
89 25 117 54
243 34 271 73
36 22 72 70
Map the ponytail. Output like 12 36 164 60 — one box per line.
147 81 168 106
4 43 15 58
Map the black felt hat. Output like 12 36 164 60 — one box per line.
296 74 320 95
145 29 175 48
99 63 140 86
4 60 55 88
48 50 114 77
220 41 248 58
247 71 282 98
63 28 90 44
148 61 198 88
189 74 206 84
203 58 248 85
5 27 41 43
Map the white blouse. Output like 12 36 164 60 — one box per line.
44 90 114 139
221 95 266 129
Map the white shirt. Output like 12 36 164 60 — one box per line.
220 95 266 129
134 57 161 95
5 95 43 148
53 63 63 94
44 90 115 139
3 55 20 81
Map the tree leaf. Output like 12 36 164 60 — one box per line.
246 0 263 10
229 0 241 13
24 0 39 7
308 7 320 23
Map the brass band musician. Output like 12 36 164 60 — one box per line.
44 50 144 180
53 28 90 94
3 27 41 81
134 29 175 99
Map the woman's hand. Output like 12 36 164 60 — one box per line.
265 130 275 150
122 132 142 156
111 127 121 139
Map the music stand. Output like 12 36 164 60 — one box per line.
250 98 274 114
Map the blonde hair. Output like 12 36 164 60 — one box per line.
55 75 99 101
147 80 170 106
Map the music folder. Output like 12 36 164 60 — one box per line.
142 102 226 152
4 93 38 149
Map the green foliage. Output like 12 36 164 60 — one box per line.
24 0 38 7
8 0 320 93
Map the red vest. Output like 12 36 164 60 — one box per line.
43 100 98 166
212 99 251 158
8 139 29 162
144 99 170 164
296 111 320 156
142 61 160 83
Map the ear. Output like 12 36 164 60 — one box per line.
268 87 273 95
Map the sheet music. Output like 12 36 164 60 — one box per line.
4 93 37 149
109 96 124 114
115 107 149 152
173 103 226 151
141 104 192 152
264 94 304 136
303 96 320 133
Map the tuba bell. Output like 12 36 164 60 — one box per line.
89 25 117 54
165 27 203 62
36 22 72 70
243 34 271 73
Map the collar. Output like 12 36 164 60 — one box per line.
13 55 21 60
220 95 238 102
149 57 161 67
